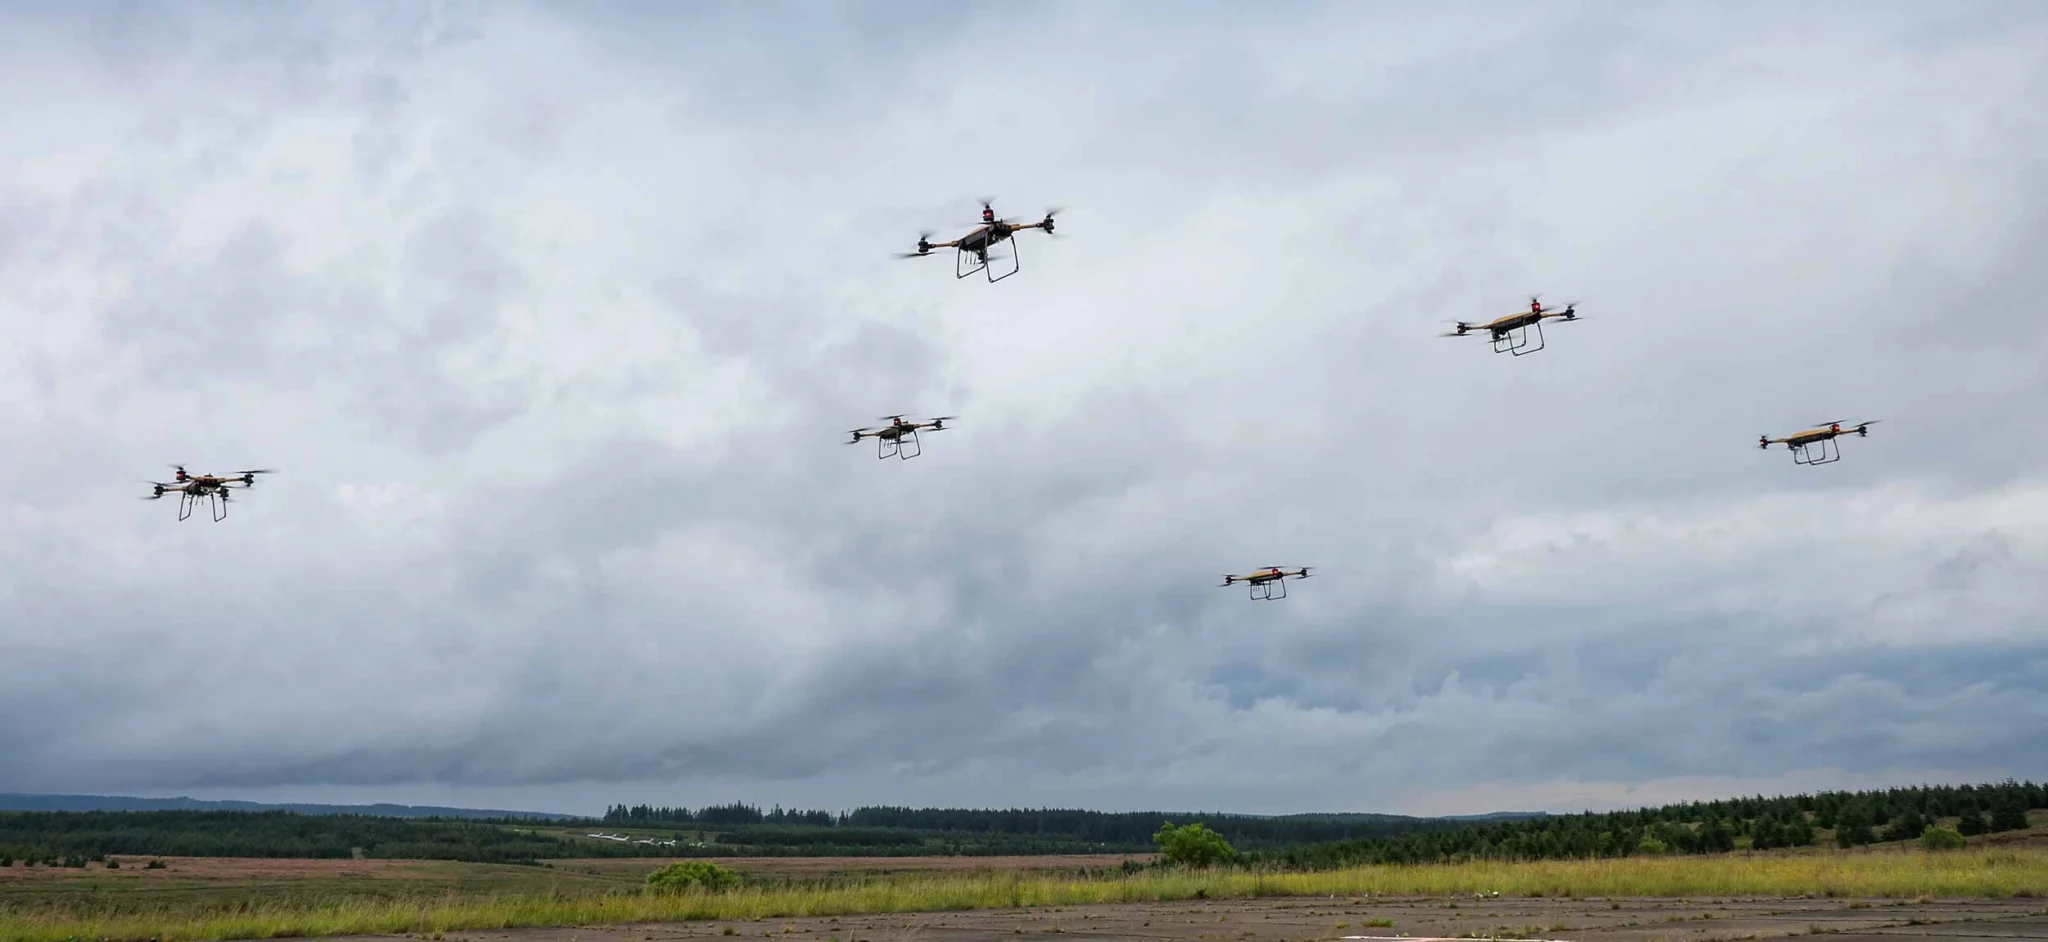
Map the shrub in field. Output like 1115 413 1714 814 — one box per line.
145 859 167 869
0 854 12 867
1154 821 1238 868
1959 811 1989 836
1919 828 1967 851
645 860 741 892
105 857 120 869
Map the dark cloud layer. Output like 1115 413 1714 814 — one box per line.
1 1 2045 816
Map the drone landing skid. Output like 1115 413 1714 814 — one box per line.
956 243 1019 283
1492 321 1546 356
1790 438 1842 467
176 491 230 522
879 430 923 460
1248 579 1287 601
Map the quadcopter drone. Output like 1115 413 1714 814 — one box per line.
1441 296 1584 356
141 465 274 522
894 199 1061 283
1759 419 1879 466
847 414 955 460
1220 566 1312 601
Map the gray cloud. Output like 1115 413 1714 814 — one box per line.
1 1 2046 817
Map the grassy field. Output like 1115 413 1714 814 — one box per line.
1 846 2045 942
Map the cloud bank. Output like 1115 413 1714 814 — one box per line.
1 0 2045 816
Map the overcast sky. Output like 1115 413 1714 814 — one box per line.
2 0 2046 819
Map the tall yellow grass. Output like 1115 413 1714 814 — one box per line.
5 849 2044 942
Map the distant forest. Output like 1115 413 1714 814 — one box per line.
598 803 1469 850
0 810 575 865
1260 780 2046 868
0 781 2037 868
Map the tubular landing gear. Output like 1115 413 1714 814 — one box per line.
956 244 1019 283
178 491 230 522
1248 579 1287 601
1492 321 1545 356
1790 438 1842 466
878 430 922 460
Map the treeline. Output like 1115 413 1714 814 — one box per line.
601 803 1458 850
1264 780 2046 869
0 810 574 864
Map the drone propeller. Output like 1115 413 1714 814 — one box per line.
894 230 937 259
1759 435 1771 449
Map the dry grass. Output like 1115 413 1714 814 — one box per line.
1 847 2043 942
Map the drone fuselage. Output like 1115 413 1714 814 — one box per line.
1773 425 1860 447
956 224 1013 256
1229 569 1293 585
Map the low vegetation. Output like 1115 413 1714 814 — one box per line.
646 860 742 892
2 846 2043 941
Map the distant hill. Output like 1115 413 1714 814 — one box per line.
0 793 577 821
1441 811 1549 821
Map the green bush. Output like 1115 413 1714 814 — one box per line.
645 860 741 892
1918 827 1966 851
145 859 167 870
1153 821 1237 868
